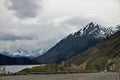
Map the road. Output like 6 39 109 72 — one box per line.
0 72 119 80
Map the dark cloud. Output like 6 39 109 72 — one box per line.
0 32 36 41
6 0 43 19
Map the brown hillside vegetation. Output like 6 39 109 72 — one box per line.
64 31 120 71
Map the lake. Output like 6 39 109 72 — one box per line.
0 65 42 73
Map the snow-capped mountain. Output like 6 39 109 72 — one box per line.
31 48 46 57
67 22 119 39
0 48 46 58
36 22 120 63
110 25 120 33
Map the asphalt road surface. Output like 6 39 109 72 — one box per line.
0 72 119 80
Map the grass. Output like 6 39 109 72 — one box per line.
18 63 71 73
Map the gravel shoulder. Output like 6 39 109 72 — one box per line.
0 72 119 80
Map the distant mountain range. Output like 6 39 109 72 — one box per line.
0 48 46 65
36 22 120 64
0 53 38 65
0 48 46 58
64 31 120 71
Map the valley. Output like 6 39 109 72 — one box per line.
0 0 120 80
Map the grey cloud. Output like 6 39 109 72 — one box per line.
0 20 68 51
62 16 90 27
6 0 43 19
56 15 105 29
0 32 36 41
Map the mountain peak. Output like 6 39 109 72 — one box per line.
88 22 97 25
66 22 119 39
87 22 98 27
83 22 100 35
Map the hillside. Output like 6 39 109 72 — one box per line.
64 31 120 71
37 22 118 64
0 54 38 65
18 63 70 73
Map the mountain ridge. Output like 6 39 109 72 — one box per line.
36 22 119 64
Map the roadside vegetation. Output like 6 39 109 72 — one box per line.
18 63 71 73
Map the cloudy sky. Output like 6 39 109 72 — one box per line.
0 0 120 51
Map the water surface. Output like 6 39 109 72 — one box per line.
1 65 41 73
